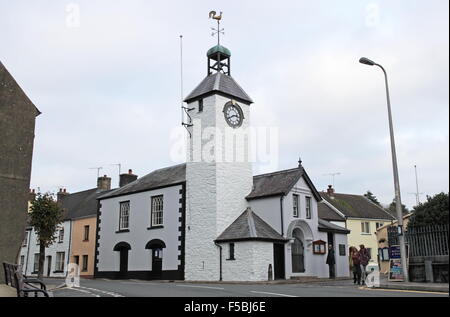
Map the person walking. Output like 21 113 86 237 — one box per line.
326 244 336 279
350 246 362 285
359 244 370 283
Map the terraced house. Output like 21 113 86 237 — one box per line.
319 185 395 262
19 175 113 278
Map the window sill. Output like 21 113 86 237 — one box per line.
115 229 130 233
58 241 64 244
147 226 164 230
226 258 236 261
361 233 372 235
83 240 89 242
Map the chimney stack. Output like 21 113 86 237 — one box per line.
327 185 335 196
97 175 112 190
57 187 69 202
119 169 138 187
29 189 36 202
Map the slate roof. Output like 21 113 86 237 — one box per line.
246 167 322 201
215 208 287 243
184 72 253 104
98 163 186 200
320 192 395 221
318 219 350 234
318 201 346 222
59 188 112 220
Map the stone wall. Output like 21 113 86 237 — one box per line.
0 62 38 283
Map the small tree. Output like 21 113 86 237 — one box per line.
364 190 381 206
386 198 409 218
29 193 63 280
408 192 449 228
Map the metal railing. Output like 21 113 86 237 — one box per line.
405 225 449 257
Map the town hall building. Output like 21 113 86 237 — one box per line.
94 32 350 281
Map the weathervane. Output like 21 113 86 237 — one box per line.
209 11 224 45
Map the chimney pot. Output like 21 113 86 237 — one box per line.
128 169 132 174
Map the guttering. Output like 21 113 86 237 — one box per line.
214 243 223 281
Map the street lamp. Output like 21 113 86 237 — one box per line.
359 57 409 282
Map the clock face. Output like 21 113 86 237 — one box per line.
223 102 244 128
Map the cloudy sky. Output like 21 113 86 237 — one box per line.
1 0 448 208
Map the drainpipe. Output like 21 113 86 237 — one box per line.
215 243 222 281
25 230 31 274
280 195 285 236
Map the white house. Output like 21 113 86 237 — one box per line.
94 38 350 281
19 219 71 278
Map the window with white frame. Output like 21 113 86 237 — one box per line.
305 197 312 219
33 253 39 272
119 201 130 230
56 252 65 271
151 195 164 227
58 228 64 242
376 222 384 230
361 222 370 234
20 255 25 267
293 194 299 217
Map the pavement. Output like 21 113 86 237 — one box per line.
42 277 448 297
374 275 449 293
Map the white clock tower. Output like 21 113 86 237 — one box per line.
183 31 254 280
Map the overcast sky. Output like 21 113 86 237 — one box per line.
1 0 448 208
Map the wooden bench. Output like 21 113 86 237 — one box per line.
3 262 50 297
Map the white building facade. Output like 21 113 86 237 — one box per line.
94 41 350 281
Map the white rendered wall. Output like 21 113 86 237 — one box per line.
96 185 182 273
185 94 253 281
334 233 350 277
220 241 273 281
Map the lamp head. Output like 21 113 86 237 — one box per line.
359 57 376 66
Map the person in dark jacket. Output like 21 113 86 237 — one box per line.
326 244 336 279
350 246 362 285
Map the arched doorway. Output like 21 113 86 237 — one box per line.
145 239 166 279
113 242 131 278
291 228 305 273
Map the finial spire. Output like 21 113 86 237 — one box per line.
209 11 224 46
298 157 303 167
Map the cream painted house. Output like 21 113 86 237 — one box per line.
319 186 395 261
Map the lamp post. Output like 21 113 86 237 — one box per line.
359 57 409 282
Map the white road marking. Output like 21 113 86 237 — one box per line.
77 286 124 297
250 291 297 297
176 284 225 290
67 287 100 297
